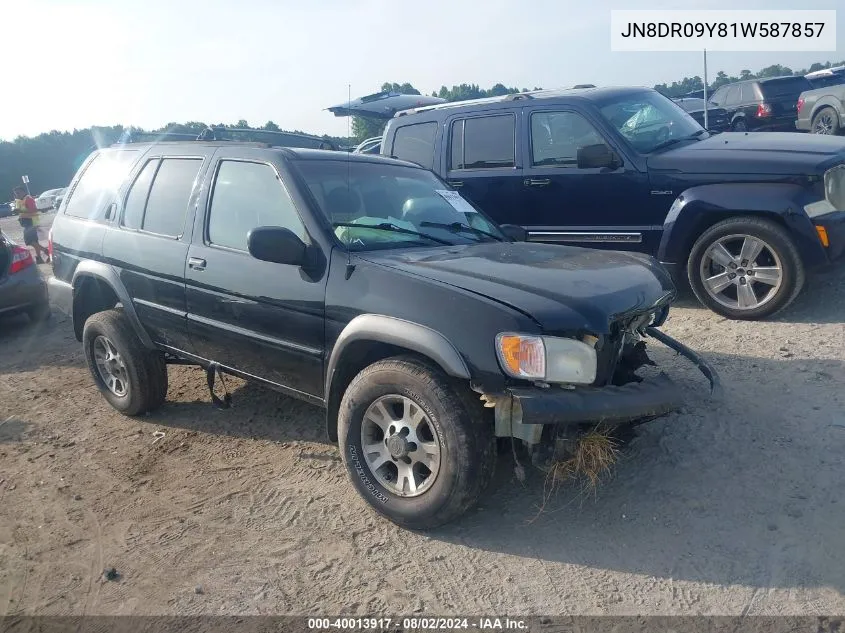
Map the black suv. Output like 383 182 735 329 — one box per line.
708 76 813 132
49 141 716 528
380 86 845 320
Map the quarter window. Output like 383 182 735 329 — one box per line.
121 159 158 230
207 161 306 252
530 111 604 167
391 122 438 169
64 150 139 220
450 115 515 170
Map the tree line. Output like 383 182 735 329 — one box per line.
2 58 844 199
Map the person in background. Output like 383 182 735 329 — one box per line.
13 186 48 263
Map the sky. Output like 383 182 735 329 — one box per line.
1 0 842 141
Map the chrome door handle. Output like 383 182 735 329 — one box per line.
188 257 206 271
524 178 551 187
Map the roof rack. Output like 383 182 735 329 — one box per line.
113 126 340 151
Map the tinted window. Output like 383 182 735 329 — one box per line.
391 122 437 169
450 120 464 170
739 83 756 103
760 77 813 97
64 150 139 220
724 85 740 105
531 111 604 167
710 87 727 106
208 161 305 251
141 158 202 236
452 115 515 169
121 159 158 230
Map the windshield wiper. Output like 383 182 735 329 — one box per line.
419 221 504 242
649 129 708 153
332 222 454 246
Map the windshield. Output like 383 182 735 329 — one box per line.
599 91 705 153
293 160 505 251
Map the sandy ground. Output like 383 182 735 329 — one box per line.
1 211 844 616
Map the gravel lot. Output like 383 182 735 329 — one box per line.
1 211 844 616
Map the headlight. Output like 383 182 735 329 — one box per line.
825 165 845 211
495 333 597 384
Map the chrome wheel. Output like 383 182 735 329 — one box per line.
700 234 783 311
360 395 441 498
813 112 835 135
93 335 129 397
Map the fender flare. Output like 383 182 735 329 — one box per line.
657 182 827 269
809 98 843 126
71 261 156 349
323 314 471 441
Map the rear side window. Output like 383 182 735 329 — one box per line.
391 122 438 169
740 83 757 103
724 85 740 105
64 150 139 220
761 77 813 98
121 159 158 230
141 158 202 236
207 160 306 251
450 115 515 170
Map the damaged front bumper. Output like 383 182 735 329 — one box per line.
488 327 721 445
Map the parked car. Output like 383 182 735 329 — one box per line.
379 85 845 320
805 65 845 90
353 136 383 154
48 142 717 529
796 83 845 136
672 97 730 132
0 230 50 322
35 188 64 211
52 187 68 209
0 202 13 218
708 76 813 132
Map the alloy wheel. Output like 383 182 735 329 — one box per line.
360 394 441 497
813 113 835 135
699 234 783 311
93 335 130 397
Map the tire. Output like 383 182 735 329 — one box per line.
732 118 747 132
338 356 495 530
82 309 168 415
687 217 805 320
811 107 841 135
27 301 51 323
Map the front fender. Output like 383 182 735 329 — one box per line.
72 260 156 349
324 314 470 402
658 182 828 269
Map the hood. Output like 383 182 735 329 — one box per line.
358 242 675 335
648 132 845 176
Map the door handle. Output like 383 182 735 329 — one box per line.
188 257 206 271
524 178 551 187
448 180 464 188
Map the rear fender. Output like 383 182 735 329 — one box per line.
72 260 155 349
658 183 828 268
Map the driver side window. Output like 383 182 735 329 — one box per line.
530 111 604 168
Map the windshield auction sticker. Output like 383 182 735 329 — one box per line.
610 10 836 51
436 190 477 214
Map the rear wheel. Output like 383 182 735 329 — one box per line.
338 356 495 530
811 107 841 135
26 301 51 323
82 309 168 415
687 217 804 320
732 118 748 132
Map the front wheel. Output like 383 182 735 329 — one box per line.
687 217 805 320
338 356 495 530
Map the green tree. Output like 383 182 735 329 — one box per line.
262 121 280 131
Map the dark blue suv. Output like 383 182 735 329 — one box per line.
381 86 845 320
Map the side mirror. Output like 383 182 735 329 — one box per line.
576 144 620 170
499 224 528 242
247 226 308 266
